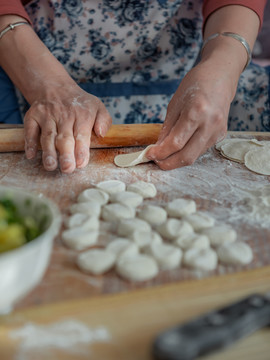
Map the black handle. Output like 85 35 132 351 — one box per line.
152 294 270 360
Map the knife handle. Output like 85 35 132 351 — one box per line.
152 294 270 360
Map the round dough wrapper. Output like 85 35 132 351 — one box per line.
215 138 250 151
145 242 182 270
137 205 167 226
200 225 237 247
217 241 253 265
183 247 218 271
220 140 260 163
101 203 136 222
166 198 196 218
117 218 152 237
70 201 101 217
174 233 209 250
96 180 126 194
62 228 99 250
114 145 154 168
116 254 158 282
244 147 270 175
127 181 157 198
157 219 193 240
106 238 138 259
110 191 143 208
131 230 163 249
77 249 116 275
77 188 109 205
184 212 215 231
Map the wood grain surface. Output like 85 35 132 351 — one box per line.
0 131 270 360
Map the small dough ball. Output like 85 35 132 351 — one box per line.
184 212 215 231
64 213 89 228
145 242 182 270
127 181 157 198
174 233 209 250
101 203 135 222
200 225 237 247
166 198 196 218
78 188 109 205
131 230 163 249
117 218 151 237
77 249 116 275
70 201 101 217
106 238 138 259
65 215 99 231
96 180 126 194
183 247 218 271
217 241 253 265
62 228 99 250
157 219 193 240
116 254 159 282
137 205 167 226
110 191 143 208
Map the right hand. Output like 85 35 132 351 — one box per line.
24 84 112 174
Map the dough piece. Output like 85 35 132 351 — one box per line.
244 147 270 175
106 238 138 259
157 219 193 241
145 242 182 270
77 249 116 275
62 228 99 250
217 241 253 265
183 247 218 271
96 180 126 194
114 145 154 168
101 203 135 222
110 191 143 208
174 233 209 250
64 213 89 228
127 181 157 198
220 140 260 163
215 138 250 151
184 212 215 231
70 201 101 217
131 230 163 249
116 254 159 281
117 218 152 237
166 198 196 218
137 205 167 226
65 214 100 231
77 188 109 205
200 225 237 247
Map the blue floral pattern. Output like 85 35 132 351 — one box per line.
14 0 268 130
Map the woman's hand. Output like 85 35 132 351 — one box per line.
24 84 112 173
146 60 236 170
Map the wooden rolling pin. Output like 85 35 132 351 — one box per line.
0 124 162 152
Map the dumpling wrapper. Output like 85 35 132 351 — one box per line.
114 145 154 168
244 147 270 175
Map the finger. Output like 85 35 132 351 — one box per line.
93 105 112 138
55 117 76 174
155 127 210 171
39 119 58 171
24 112 40 160
73 117 92 169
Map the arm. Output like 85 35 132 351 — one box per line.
0 14 112 173
147 4 263 170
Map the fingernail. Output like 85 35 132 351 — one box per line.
44 156 57 169
59 155 75 173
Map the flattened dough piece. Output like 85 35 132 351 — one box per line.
62 227 99 250
131 230 163 249
244 147 270 175
215 138 250 151
137 205 167 226
200 225 237 247
166 198 196 218
64 213 89 228
184 212 215 231
116 254 158 281
145 242 182 270
157 218 193 240
220 140 260 163
110 191 143 208
96 180 126 194
101 203 136 222
78 188 109 205
114 145 154 168
65 215 99 231
217 241 253 265
77 249 116 275
183 247 218 271
117 218 152 237
174 233 209 250
70 201 101 217
106 238 138 259
127 181 157 198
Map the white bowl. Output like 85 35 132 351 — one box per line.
0 186 61 314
